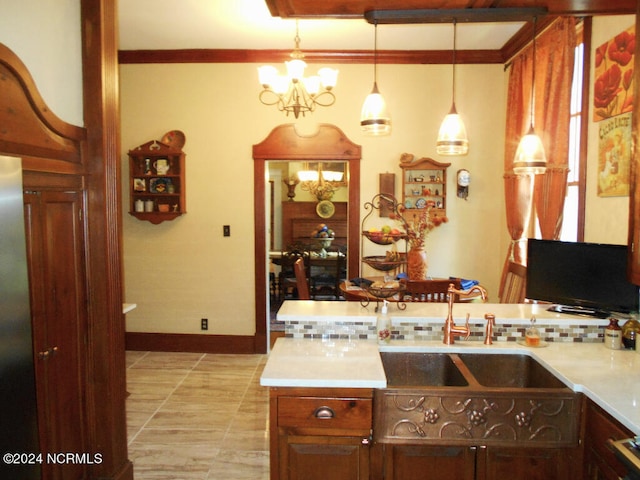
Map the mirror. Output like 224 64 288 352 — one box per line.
253 124 361 350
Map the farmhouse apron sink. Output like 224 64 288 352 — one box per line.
375 352 580 447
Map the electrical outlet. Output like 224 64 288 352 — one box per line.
201 318 208 330
223 225 230 237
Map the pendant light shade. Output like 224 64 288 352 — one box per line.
436 20 468 156
513 126 547 174
361 23 391 135
437 103 469 155
513 17 547 175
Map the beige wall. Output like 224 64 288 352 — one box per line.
120 61 507 336
0 0 83 126
120 16 633 343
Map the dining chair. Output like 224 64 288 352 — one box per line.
294 257 311 300
278 244 307 300
499 261 527 303
402 278 462 303
309 247 346 300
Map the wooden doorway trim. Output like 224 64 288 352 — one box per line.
253 124 361 353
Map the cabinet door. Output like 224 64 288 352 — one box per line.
24 190 89 480
481 446 577 480
583 400 633 480
280 434 369 480
383 444 476 480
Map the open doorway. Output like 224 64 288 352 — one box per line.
252 124 362 352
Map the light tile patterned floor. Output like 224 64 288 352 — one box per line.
126 351 269 480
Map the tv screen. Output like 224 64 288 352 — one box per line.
526 239 639 316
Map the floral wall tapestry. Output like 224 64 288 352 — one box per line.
594 25 635 197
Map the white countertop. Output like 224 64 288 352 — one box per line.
275 300 612 326
262 301 639 434
261 337 640 434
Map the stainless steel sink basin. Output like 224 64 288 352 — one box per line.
457 353 566 389
380 352 468 387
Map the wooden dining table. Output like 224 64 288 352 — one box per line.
339 277 483 304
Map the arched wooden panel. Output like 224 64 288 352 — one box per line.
0 43 85 165
253 124 361 352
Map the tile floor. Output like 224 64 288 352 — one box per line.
126 351 270 479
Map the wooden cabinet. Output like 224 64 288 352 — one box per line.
281 201 348 248
399 157 450 218
482 445 579 480
128 139 186 224
377 444 578 480
23 188 89 479
379 444 476 480
583 398 633 480
269 387 372 480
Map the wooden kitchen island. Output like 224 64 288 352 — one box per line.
261 301 640 480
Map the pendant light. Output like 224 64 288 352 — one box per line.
436 20 469 156
513 17 547 175
360 22 391 135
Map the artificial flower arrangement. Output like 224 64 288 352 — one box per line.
389 205 448 249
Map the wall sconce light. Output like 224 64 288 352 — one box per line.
283 177 300 201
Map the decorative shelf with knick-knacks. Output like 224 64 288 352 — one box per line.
399 156 450 219
128 136 186 224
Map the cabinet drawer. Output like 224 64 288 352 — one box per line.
278 397 372 431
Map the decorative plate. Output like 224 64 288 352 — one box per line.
161 130 186 149
415 198 427 209
150 177 172 193
404 199 413 208
316 200 335 219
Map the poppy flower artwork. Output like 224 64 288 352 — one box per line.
593 26 636 121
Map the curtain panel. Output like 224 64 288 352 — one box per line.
501 18 576 298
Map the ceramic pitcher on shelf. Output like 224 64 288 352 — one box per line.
153 159 170 175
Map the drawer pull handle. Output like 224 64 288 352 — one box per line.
314 406 335 419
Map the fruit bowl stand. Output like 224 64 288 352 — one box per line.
359 194 408 292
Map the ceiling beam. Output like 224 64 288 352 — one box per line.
365 7 548 24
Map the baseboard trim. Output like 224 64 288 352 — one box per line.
125 332 258 354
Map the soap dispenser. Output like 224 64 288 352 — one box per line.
377 300 391 345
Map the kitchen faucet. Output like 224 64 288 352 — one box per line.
443 283 488 345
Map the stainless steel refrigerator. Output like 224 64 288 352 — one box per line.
0 155 39 479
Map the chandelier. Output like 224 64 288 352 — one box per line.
298 163 345 201
258 22 338 118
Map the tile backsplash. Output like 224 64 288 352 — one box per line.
284 319 605 343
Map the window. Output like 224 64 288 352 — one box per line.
560 24 587 241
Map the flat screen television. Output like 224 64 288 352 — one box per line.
526 239 639 317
